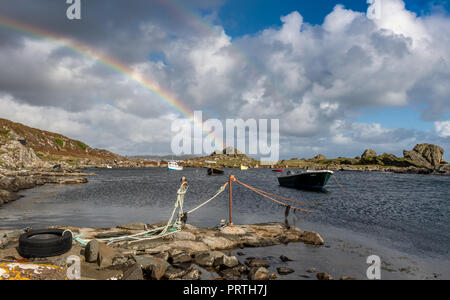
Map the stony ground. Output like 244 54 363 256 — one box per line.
0 222 331 280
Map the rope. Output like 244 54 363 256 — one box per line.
235 180 321 206
234 179 314 213
0 227 31 238
100 182 189 245
332 175 347 193
186 182 228 214
62 229 87 246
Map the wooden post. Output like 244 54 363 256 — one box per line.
228 175 235 225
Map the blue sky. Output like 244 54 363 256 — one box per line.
218 0 450 37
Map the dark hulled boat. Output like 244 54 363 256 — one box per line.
277 170 333 190
207 167 225 176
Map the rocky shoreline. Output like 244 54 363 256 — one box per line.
0 222 338 280
0 168 90 206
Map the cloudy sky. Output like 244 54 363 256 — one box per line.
0 0 449 160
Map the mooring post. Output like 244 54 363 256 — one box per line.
228 175 235 225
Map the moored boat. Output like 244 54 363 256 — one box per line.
272 169 283 172
168 161 183 171
240 165 248 170
277 170 333 190
207 167 225 175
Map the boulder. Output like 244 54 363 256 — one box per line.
317 272 333 280
361 149 377 158
183 268 201 280
97 243 118 268
248 267 270 280
0 189 20 204
403 144 444 168
171 252 192 264
220 268 242 280
312 154 327 160
133 255 170 280
194 251 225 267
0 236 7 249
164 266 188 280
279 255 293 262
300 232 324 246
84 239 99 263
201 236 236 250
171 231 196 241
121 264 144 280
215 255 239 268
245 258 270 268
219 226 246 235
277 267 295 275
413 144 444 166
116 222 148 231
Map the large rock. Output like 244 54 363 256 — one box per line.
248 267 270 280
361 149 377 158
215 255 239 268
121 264 144 280
164 266 188 280
84 239 99 263
201 236 236 250
97 243 119 268
277 267 295 275
133 255 170 280
194 251 225 267
116 222 148 231
403 144 444 168
0 236 7 249
245 258 270 268
0 189 20 204
317 272 333 280
300 232 324 245
312 154 327 160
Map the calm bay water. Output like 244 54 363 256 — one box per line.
1 167 449 277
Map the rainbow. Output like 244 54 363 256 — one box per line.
0 13 224 151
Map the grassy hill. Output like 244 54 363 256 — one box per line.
0 118 124 168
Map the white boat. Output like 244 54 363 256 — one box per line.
168 161 183 171
106 165 112 169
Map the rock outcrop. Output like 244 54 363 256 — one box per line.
403 144 444 169
361 149 377 158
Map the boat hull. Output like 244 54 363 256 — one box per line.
207 168 224 175
278 171 333 190
168 166 183 171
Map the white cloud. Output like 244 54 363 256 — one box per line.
0 0 449 159
435 121 450 137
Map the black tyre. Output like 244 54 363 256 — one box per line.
18 229 72 258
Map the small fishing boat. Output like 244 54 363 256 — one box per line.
208 167 225 176
272 169 283 172
277 170 333 190
168 161 183 171
240 165 248 171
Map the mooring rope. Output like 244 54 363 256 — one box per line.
235 180 321 206
186 182 228 214
234 179 314 213
332 175 347 193
89 180 229 245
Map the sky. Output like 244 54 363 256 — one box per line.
0 0 449 160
